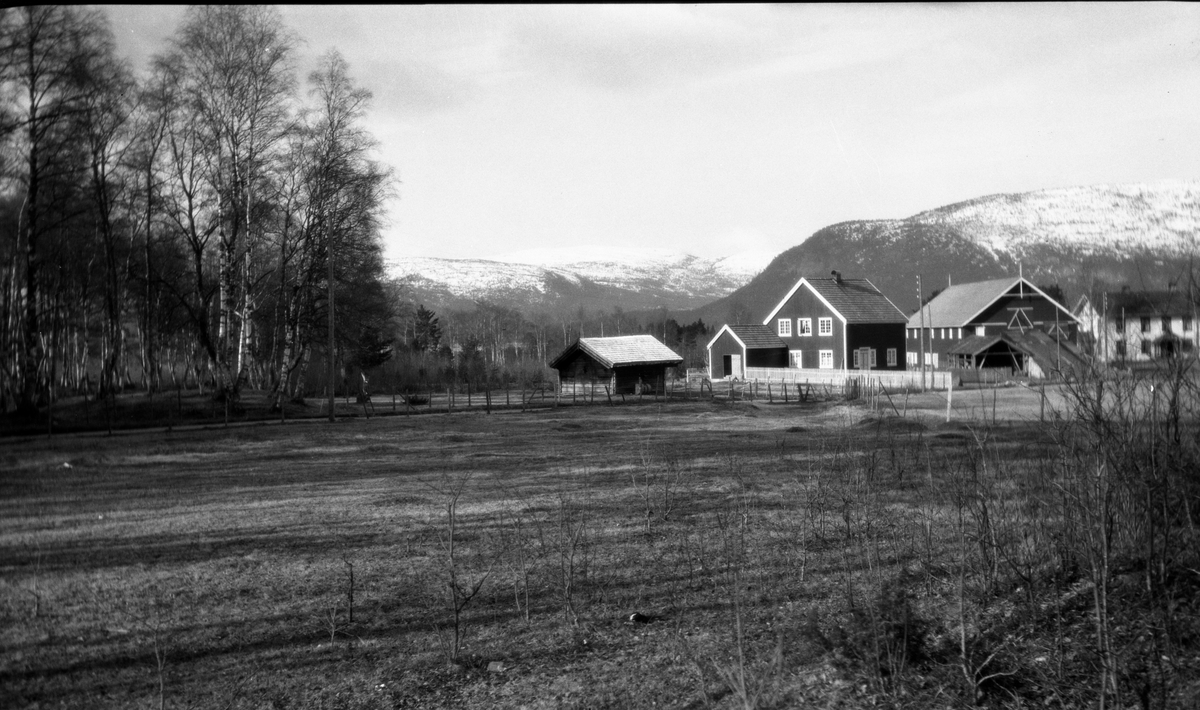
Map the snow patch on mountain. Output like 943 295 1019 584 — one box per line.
389 248 777 311
914 180 1200 259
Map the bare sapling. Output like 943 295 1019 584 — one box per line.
553 493 589 627
426 471 499 663
498 509 543 623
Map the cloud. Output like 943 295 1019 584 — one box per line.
356 57 476 116
505 5 772 90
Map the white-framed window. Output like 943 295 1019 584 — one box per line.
789 351 802 368
777 318 791 337
818 317 833 336
798 318 812 336
819 350 834 369
887 348 897 366
853 350 860 368
975 325 985 336
870 349 877 367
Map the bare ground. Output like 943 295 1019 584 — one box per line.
2 390 1197 709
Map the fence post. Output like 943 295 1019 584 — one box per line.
945 373 954 422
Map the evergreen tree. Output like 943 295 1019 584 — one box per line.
413 305 441 352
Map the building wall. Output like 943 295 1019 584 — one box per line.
974 293 1077 342
770 286 846 369
554 351 615 388
708 330 744 379
846 323 906 371
906 325 969 363
1094 314 1197 362
748 347 788 369
613 365 670 394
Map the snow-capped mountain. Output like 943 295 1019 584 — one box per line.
916 181 1198 258
388 249 775 314
690 180 1200 325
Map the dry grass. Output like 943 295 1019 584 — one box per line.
2 388 1197 709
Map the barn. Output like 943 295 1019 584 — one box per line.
550 335 683 395
906 276 1085 377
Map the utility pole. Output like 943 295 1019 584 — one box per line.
918 274 926 391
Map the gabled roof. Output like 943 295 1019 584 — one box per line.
1105 290 1195 318
763 277 908 325
906 277 1076 329
550 335 682 370
706 324 788 351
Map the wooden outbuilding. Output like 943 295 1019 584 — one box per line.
705 325 788 379
550 335 683 395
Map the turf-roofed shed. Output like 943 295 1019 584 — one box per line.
550 335 684 395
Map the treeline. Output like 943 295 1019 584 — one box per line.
0 6 394 415
0 6 713 417
380 301 711 395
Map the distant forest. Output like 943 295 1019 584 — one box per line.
0 7 704 415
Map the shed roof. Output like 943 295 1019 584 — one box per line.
550 335 683 370
906 277 1075 329
724 325 788 349
946 333 1011 356
764 277 908 325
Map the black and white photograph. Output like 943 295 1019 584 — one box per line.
2 4 1199 708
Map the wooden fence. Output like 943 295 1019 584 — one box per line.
743 367 954 391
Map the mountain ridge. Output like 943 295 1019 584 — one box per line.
685 180 1200 326
390 180 1200 322
389 250 775 314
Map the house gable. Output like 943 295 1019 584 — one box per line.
763 279 847 370
763 278 848 326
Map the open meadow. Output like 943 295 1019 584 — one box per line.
3 380 1199 709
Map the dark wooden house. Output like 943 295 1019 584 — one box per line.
550 335 683 395
705 325 788 379
758 273 909 372
906 276 1084 377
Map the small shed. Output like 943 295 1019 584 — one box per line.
550 335 683 395
706 325 788 379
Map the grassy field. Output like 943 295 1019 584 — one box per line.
2 383 1198 709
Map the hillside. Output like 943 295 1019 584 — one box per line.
687 180 1200 325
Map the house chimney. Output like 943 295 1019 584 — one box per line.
831 269 842 284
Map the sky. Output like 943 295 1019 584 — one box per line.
102 4 1200 264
